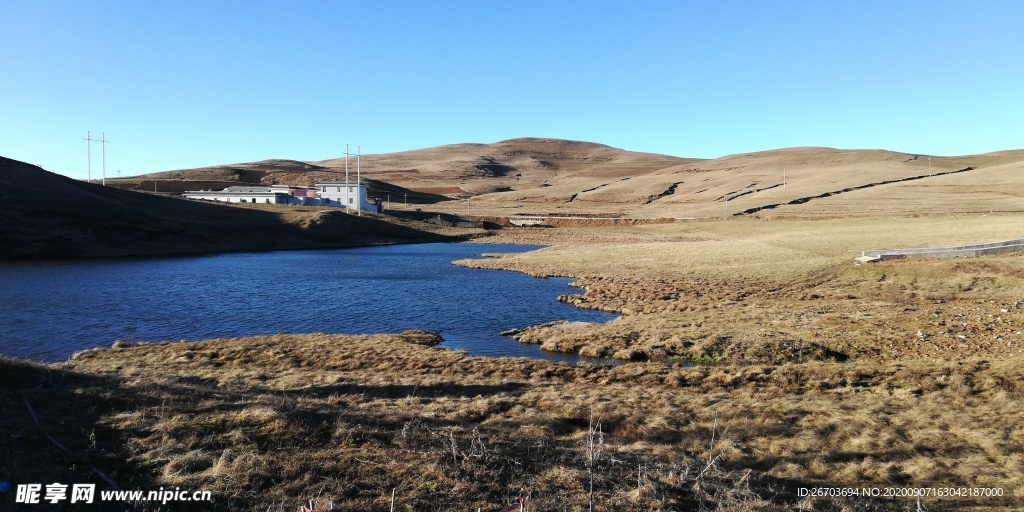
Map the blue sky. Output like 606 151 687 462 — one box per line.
1 1 1021 178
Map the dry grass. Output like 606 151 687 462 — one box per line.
457 146 1024 219
7 146 1024 510
458 215 1024 364
4 333 1023 510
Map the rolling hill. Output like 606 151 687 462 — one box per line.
0 157 467 260
111 139 1024 220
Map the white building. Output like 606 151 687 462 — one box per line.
182 183 380 212
182 186 290 204
316 182 374 212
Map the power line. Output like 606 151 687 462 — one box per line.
82 132 109 185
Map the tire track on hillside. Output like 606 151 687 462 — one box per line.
732 166 975 216
717 182 783 202
644 181 683 204
565 177 631 203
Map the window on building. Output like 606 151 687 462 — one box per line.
349 198 353 204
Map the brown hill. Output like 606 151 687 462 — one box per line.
112 140 1024 219
0 157 468 260
468 146 1024 218
313 138 698 193
109 138 697 199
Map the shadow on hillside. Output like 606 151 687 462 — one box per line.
0 157 459 260
0 360 167 511
363 180 461 206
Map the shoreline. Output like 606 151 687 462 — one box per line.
1 237 613 365
4 216 1024 510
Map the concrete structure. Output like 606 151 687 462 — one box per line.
855 237 1024 264
316 182 374 212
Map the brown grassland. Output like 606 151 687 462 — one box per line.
4 214 1024 510
3 143 1024 510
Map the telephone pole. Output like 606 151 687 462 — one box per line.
84 131 95 182
344 144 350 214
82 131 108 185
356 145 362 217
101 133 108 186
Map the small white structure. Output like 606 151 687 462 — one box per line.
316 182 374 212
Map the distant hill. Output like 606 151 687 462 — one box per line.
110 138 697 197
111 139 1024 219
467 146 1024 218
0 157 464 260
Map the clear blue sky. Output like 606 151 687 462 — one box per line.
2 0 1021 178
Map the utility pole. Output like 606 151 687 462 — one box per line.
356 145 362 217
85 131 91 182
783 167 787 190
101 133 107 186
82 132 108 185
83 131 97 182
344 143 350 214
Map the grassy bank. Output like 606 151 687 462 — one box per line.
5 333 1022 511
3 214 1023 510
461 215 1024 364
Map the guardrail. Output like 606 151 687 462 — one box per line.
855 238 1024 264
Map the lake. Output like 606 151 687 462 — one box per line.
0 243 617 363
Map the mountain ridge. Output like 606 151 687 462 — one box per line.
88 139 1024 219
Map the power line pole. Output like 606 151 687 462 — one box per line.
82 131 108 185
101 133 108 186
357 145 361 217
83 131 96 182
344 143 350 214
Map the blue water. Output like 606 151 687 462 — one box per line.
0 244 617 363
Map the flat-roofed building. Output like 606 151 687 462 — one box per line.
315 182 373 211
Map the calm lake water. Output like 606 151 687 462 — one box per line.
0 244 616 363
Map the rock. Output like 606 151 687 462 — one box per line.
397 329 444 347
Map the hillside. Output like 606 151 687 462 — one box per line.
110 140 1024 220
469 146 1024 218
107 138 698 201
0 157 473 260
